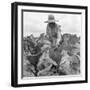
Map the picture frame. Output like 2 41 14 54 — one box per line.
11 2 88 87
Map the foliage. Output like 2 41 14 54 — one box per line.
23 33 80 77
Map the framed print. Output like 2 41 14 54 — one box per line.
11 2 88 87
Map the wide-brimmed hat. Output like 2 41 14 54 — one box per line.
45 14 59 23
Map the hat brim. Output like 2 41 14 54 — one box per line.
44 20 59 23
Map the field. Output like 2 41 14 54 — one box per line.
22 33 80 77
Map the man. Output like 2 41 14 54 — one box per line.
45 14 62 47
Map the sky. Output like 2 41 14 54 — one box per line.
23 12 81 37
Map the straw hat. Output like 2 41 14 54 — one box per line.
45 14 59 23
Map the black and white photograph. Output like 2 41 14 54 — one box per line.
11 2 88 87
23 12 81 77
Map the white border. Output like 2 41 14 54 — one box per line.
18 5 86 84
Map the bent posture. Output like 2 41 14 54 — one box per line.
45 14 62 47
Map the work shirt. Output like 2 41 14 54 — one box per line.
46 23 61 39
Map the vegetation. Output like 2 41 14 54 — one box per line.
23 33 80 77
